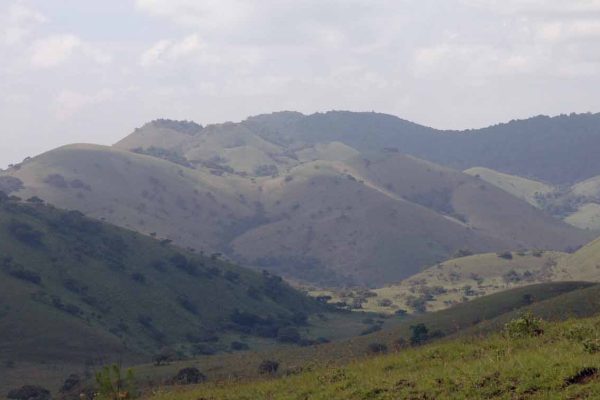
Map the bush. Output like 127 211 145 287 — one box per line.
7 385 51 400
8 268 41 285
504 312 544 339
497 251 513 260
258 360 279 375
8 221 43 247
171 367 206 385
95 364 136 400
277 327 301 343
410 323 430 345
367 342 388 354
230 341 250 351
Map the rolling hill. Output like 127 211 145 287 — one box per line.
464 166 600 231
331 236 600 315
0 193 335 392
1 141 591 286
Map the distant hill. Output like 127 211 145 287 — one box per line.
466 166 600 231
1 142 591 286
0 193 329 391
337 237 600 314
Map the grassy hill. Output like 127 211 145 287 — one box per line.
312 250 567 314
324 236 600 315
0 193 341 393
123 282 599 399
149 312 600 400
464 167 555 206
2 143 591 287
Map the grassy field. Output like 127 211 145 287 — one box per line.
104 282 594 392
147 314 600 399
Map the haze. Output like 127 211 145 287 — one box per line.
2 0 600 167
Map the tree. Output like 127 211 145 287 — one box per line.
410 323 429 345
95 364 136 400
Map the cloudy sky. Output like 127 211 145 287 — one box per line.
1 0 600 167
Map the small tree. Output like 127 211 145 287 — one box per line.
95 365 136 400
258 360 279 375
410 323 430 345
504 312 543 339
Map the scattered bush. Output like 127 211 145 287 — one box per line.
230 341 250 351
171 367 206 385
277 327 301 343
258 360 279 375
7 385 51 400
367 342 388 354
504 312 544 339
95 364 136 400
410 323 430 345
8 220 43 247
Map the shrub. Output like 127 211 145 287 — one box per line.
367 342 388 354
8 221 43 247
453 248 473 258
230 341 250 351
277 327 301 343
504 312 544 339
171 367 206 385
95 364 136 400
258 360 279 375
497 251 513 260
8 268 41 285
7 385 51 400
410 323 430 345
583 339 600 354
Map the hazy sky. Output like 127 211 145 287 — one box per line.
1 0 600 167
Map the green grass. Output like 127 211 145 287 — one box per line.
148 315 600 399
115 282 594 392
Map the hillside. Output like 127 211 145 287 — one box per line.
333 237 600 315
464 166 600 231
240 111 600 185
133 282 600 400
0 193 334 392
150 313 600 400
314 250 567 314
1 143 591 286
463 167 555 206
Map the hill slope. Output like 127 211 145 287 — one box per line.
2 144 591 286
0 193 328 391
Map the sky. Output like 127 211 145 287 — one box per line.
1 0 600 167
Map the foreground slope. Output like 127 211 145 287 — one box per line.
149 283 600 400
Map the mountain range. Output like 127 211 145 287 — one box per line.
2 111 599 286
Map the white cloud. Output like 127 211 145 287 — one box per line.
135 0 250 29
30 34 111 68
30 34 81 67
1 2 46 45
140 34 205 67
54 88 113 120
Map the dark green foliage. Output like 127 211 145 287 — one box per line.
276 327 301 343
95 364 136 400
504 312 544 339
132 147 193 168
8 220 43 247
410 323 429 345
0 176 23 195
497 251 513 260
258 360 279 375
367 342 388 354
230 341 249 351
171 367 206 385
7 385 51 400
